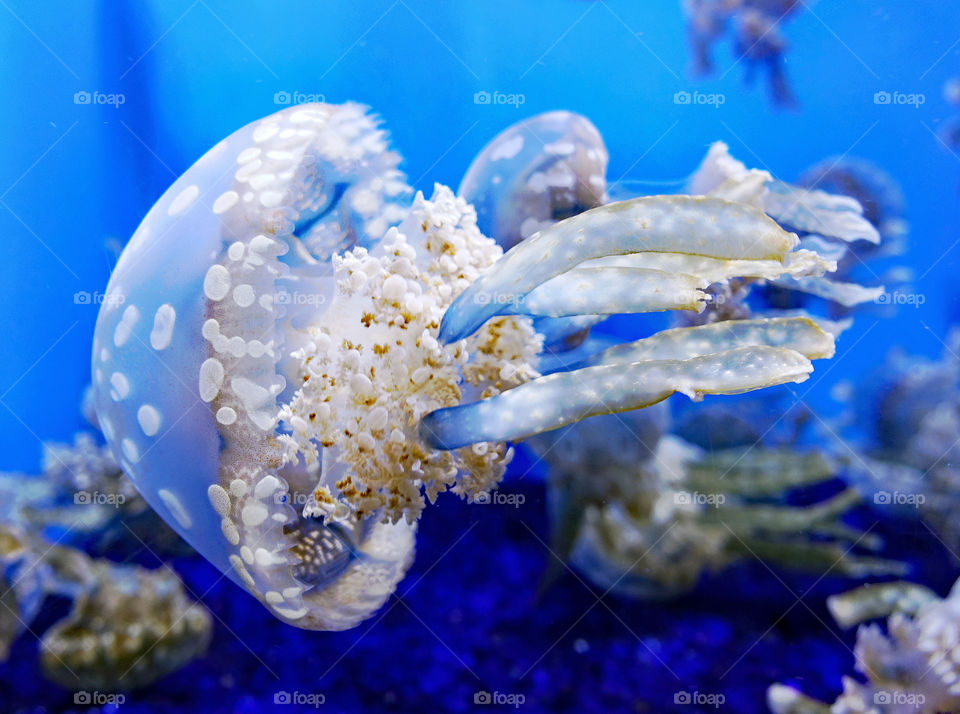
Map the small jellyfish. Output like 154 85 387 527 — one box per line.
531 411 902 601
769 580 960 714
840 331 960 554
683 0 801 106
41 553 213 692
458 110 608 251
92 102 841 630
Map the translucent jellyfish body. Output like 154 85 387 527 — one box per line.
92 103 416 630
459 110 608 251
93 102 841 631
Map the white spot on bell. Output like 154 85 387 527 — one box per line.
149 304 176 350
137 404 161 436
168 185 199 216
159 488 193 529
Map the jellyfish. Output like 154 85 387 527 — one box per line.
769 580 960 714
459 110 608 251
91 102 842 631
941 76 960 154
0 433 211 688
0 413 187 558
531 411 902 601
682 0 802 106
40 551 213 692
837 330 960 554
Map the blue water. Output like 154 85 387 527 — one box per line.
2 2 960 712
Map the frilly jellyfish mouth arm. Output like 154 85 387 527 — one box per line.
437 195 800 344
420 344 813 449
763 180 881 245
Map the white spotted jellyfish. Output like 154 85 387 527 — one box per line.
92 102 843 630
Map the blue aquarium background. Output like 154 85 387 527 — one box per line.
2 1 960 712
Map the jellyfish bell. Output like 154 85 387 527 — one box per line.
458 110 608 251
91 102 415 631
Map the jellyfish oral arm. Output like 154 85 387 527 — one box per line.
421 345 813 450
438 195 800 345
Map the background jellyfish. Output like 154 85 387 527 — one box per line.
530 410 903 601
458 110 608 251
682 0 802 106
832 330 960 556
91 102 842 633
940 76 960 154
0 457 211 691
769 579 960 713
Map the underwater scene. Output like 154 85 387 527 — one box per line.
3 1 960 712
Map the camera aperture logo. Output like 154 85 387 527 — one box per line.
274 691 325 708
474 90 526 108
74 90 125 108
674 90 725 108
75 691 126 706
474 690 525 708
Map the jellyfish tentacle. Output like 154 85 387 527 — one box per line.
438 195 800 344
421 345 813 449
577 317 835 368
763 179 881 245
499 267 709 318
